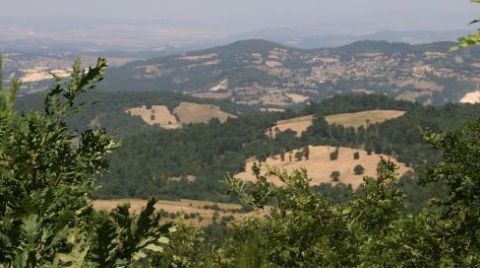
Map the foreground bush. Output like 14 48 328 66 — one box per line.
225 127 480 267
0 58 175 267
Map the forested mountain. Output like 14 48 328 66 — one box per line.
96 39 480 107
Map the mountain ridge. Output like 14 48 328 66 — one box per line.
93 38 480 106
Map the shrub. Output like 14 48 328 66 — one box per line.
354 164 365 175
330 171 341 182
330 148 339 161
0 57 174 267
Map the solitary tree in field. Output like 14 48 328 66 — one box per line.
295 151 303 161
354 164 365 175
330 147 339 161
330 171 341 182
303 146 310 160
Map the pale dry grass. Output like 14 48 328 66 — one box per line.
394 79 442 92
173 102 236 124
460 90 480 104
178 53 217 62
265 60 282 68
191 92 232 100
286 93 309 103
270 115 314 137
325 110 406 128
269 110 406 137
209 79 229 92
127 102 237 127
235 145 411 189
92 199 268 227
126 105 180 129
20 68 71 83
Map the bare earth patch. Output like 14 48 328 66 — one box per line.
20 67 71 83
235 146 411 189
265 61 283 68
173 102 236 124
460 90 480 104
286 93 309 103
209 79 229 92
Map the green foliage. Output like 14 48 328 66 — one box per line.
330 171 341 182
223 131 480 266
354 164 365 175
329 147 339 161
452 0 480 51
0 57 176 267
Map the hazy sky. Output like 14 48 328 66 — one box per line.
1 0 478 32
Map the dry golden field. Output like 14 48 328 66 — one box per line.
270 115 314 137
126 105 180 129
286 93 309 103
191 91 232 100
268 109 406 137
173 102 236 124
92 199 268 227
460 90 480 104
235 145 411 189
325 110 406 128
126 102 236 128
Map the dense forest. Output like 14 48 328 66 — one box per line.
15 86 480 210
94 94 480 207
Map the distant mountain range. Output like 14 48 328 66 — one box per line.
97 38 480 107
226 29 470 49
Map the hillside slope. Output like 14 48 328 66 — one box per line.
100 39 480 107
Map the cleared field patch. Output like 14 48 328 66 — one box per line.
460 90 480 104
191 91 232 100
92 199 267 227
286 93 309 103
173 102 237 124
235 146 411 189
126 105 180 129
268 110 406 137
325 110 406 128
126 102 237 128
269 115 314 137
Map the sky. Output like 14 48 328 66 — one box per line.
1 0 478 32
